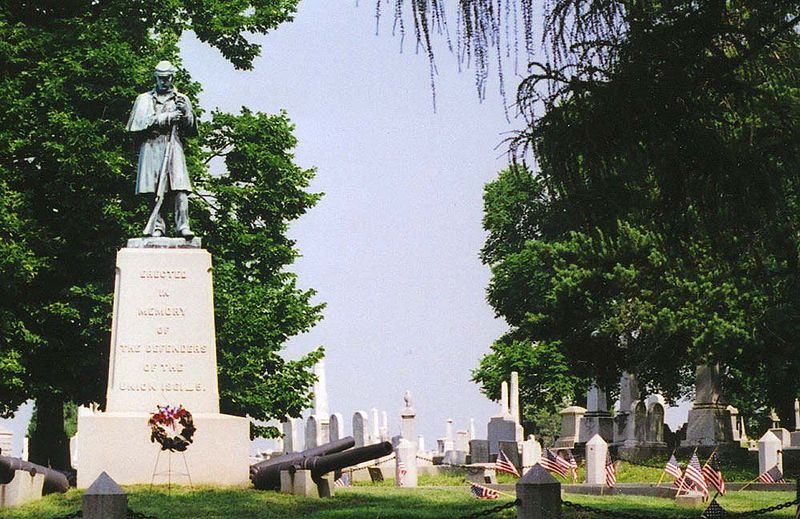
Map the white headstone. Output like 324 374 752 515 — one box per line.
521 436 542 468
283 418 301 453
305 415 320 449
353 411 369 447
469 418 476 440
585 434 608 485
395 439 418 487
500 381 510 416
371 408 380 444
510 372 520 424
445 418 454 442
380 410 389 441
455 430 469 452
329 412 344 442
758 430 782 475
417 435 425 453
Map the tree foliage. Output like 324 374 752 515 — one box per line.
387 1 800 425
0 0 320 466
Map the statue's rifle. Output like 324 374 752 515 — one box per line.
143 122 178 236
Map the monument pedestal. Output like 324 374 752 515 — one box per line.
77 241 249 487
77 413 248 487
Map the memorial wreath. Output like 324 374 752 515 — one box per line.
148 404 196 452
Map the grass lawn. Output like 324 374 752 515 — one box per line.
0 483 796 519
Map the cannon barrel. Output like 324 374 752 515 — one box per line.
251 440 392 490
0 456 70 494
250 436 355 488
299 441 393 479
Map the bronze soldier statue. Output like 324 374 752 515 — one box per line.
127 60 196 238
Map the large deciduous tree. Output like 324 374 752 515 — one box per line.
0 1 323 468
385 1 800 426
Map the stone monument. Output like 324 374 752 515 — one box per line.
487 380 518 454
76 241 250 487
76 67 248 486
579 383 613 443
554 405 586 449
0 425 12 457
682 364 734 446
791 399 800 448
395 390 418 487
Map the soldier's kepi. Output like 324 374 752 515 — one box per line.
127 60 197 239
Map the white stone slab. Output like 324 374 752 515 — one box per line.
76 412 248 488
106 248 219 413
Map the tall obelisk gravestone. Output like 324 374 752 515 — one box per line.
76 239 249 487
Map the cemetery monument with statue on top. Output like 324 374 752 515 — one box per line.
76 61 249 488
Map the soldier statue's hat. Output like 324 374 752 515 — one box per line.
153 60 177 76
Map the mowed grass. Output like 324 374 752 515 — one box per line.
0 483 796 518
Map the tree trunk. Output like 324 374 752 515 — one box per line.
28 394 71 470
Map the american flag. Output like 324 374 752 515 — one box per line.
683 453 708 497
605 451 616 488
334 473 351 488
470 482 500 500
567 450 578 482
495 450 520 477
397 461 407 486
665 454 683 482
538 448 569 478
701 452 725 495
702 498 727 519
757 465 785 484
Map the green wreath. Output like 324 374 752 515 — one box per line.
148 405 196 452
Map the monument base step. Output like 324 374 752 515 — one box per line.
76 412 249 488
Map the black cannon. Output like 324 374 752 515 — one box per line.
250 438 393 491
0 455 70 494
250 436 355 485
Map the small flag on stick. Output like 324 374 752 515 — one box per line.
684 453 708 497
757 465 785 484
495 450 520 477
538 448 569 478
665 454 682 482
605 451 616 488
397 461 407 486
334 473 351 488
701 452 725 495
470 482 500 500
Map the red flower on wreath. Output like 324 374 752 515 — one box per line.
149 404 195 452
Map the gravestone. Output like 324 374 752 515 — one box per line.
82 472 127 519
395 391 418 487
353 411 369 448
510 372 524 441
371 408 380 445
76 242 249 487
585 434 607 485
682 364 734 446
758 431 782 475
614 372 639 445
329 413 344 443
455 430 469 453
579 383 613 444
792 399 800 448
488 381 517 454
521 435 542 469
306 415 320 449
417 435 425 453
768 409 791 448
554 406 585 449
283 418 301 453
633 401 647 443
498 441 522 469
516 465 561 519
469 439 490 464
645 398 666 446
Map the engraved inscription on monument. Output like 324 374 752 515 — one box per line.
105 248 220 413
